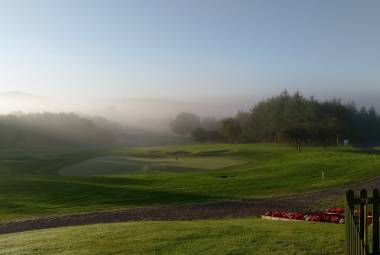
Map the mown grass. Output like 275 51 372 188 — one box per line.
1 144 379 220
59 155 243 176
0 218 344 255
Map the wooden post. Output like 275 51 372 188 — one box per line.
345 189 379 255
364 196 369 254
359 189 367 240
347 190 354 255
373 189 379 255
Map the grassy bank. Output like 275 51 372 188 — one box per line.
0 218 344 255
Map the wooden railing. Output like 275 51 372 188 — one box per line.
346 189 380 255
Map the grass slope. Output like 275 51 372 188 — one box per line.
0 218 344 255
1 144 379 220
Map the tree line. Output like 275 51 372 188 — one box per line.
170 112 243 144
0 113 126 148
0 112 191 149
171 91 380 147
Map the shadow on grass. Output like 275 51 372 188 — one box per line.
0 175 218 219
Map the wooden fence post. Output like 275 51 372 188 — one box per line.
373 189 379 255
359 189 367 241
346 190 354 255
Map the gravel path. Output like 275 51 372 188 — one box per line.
1 176 380 235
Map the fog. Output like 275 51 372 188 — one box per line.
0 90 256 134
1 90 380 135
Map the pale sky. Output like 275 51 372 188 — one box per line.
1 0 380 115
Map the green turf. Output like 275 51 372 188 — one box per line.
1 144 380 220
0 218 344 255
59 155 244 176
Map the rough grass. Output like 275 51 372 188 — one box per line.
1 144 380 220
0 218 344 255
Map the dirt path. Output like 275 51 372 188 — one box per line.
1 176 380 235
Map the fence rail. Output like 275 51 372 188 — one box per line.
346 189 380 255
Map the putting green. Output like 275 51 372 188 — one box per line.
59 155 244 176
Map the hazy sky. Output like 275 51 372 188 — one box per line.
1 0 380 113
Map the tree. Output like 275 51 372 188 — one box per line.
172 92 380 146
317 117 341 149
191 128 221 143
201 117 219 131
170 112 201 136
191 128 208 142
284 124 308 152
220 118 241 143
235 91 380 146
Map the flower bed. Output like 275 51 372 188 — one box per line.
263 208 346 224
